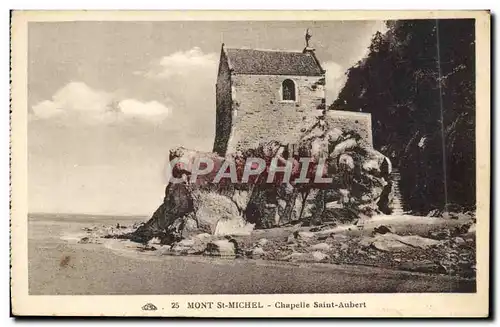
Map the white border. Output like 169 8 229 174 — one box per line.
7 8 493 320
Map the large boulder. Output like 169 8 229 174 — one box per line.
131 185 254 244
192 191 241 234
192 190 254 236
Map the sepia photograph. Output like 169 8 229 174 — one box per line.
10 10 490 317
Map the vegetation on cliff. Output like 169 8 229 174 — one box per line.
331 19 476 215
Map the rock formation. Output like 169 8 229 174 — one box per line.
129 115 393 244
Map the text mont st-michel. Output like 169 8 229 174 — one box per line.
187 301 367 310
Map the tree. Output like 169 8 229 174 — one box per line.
331 19 476 214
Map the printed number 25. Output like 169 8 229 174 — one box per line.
171 302 180 309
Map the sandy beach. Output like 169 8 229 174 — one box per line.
27 214 475 295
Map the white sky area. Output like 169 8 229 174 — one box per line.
28 20 386 215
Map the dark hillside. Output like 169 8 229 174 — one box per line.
331 19 476 214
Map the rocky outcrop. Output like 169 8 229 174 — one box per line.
129 115 393 245
130 185 254 244
293 116 393 224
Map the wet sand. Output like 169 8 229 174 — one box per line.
28 214 475 295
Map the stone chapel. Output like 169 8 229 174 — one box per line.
213 32 373 156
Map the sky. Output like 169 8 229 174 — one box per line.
28 20 386 216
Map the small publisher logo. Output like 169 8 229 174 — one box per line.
142 303 158 311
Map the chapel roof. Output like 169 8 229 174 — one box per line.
223 46 325 76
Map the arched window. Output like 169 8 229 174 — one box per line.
282 79 296 101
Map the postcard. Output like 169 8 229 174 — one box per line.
10 10 490 317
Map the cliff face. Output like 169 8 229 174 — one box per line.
130 116 393 244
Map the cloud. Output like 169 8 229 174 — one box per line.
137 47 218 135
32 82 111 118
119 99 171 120
143 47 218 79
324 61 348 102
31 100 64 119
31 81 171 124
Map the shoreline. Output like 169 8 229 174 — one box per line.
29 240 476 295
28 213 476 295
